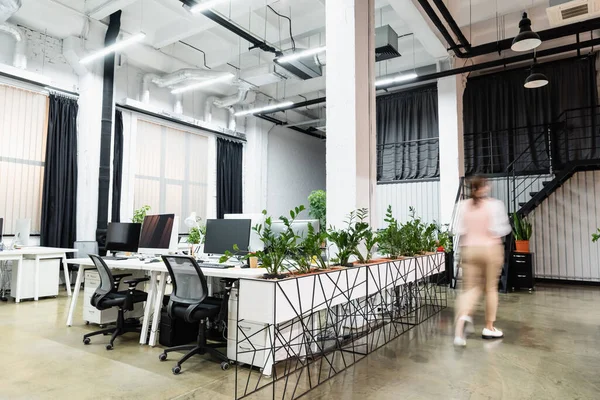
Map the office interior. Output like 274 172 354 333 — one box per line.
0 0 600 399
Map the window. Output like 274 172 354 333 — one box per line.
0 84 48 234
134 119 209 233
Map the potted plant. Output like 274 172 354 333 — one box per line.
220 206 305 279
512 213 532 252
377 206 403 259
327 208 369 267
187 225 205 254
292 223 328 274
308 190 326 231
593 228 600 242
132 205 151 224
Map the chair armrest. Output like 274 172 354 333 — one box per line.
124 277 150 287
113 273 132 282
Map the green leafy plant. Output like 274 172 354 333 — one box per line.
352 208 377 264
592 228 600 242
377 206 403 259
308 190 326 231
358 229 379 263
436 224 453 252
132 205 151 224
187 225 206 245
512 213 532 240
327 208 369 266
220 206 305 278
292 224 328 274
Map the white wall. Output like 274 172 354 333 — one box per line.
267 127 326 219
376 181 441 227
530 171 600 282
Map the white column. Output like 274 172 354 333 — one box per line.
325 0 377 229
242 117 268 213
438 75 465 225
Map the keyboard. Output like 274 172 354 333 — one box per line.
200 263 234 269
102 256 128 261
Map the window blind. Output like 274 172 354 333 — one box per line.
0 84 48 235
134 119 208 233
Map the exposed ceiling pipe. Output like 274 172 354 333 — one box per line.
204 84 253 130
150 68 230 88
0 22 26 68
141 73 159 103
0 0 20 23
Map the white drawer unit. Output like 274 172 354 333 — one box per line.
82 269 144 325
11 259 60 301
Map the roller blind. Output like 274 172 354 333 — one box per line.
0 84 48 235
134 119 208 233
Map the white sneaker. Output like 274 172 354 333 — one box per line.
453 336 466 347
482 327 504 339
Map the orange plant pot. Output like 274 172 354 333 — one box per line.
515 240 530 253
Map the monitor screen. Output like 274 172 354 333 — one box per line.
15 218 30 246
139 214 175 250
204 219 251 255
106 222 142 253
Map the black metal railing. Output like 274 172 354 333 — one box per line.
377 137 439 183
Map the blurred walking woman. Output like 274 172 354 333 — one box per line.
453 176 511 346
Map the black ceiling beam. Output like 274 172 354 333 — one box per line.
256 96 326 115
255 114 325 139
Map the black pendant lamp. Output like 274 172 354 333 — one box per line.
524 63 548 89
511 12 542 52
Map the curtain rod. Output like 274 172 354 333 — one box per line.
0 70 79 98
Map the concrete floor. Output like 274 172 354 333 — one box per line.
0 284 599 399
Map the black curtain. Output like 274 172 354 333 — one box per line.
463 56 597 174
111 109 124 222
216 138 243 219
41 94 78 248
376 84 439 181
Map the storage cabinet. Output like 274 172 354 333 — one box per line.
11 259 60 300
82 269 144 325
509 252 534 291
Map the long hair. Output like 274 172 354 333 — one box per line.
469 175 487 206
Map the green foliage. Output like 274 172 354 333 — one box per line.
512 213 532 240
352 208 377 264
377 206 403 259
187 225 206 245
308 190 326 230
132 205 151 224
592 228 600 243
360 229 379 263
292 223 328 273
220 205 306 277
328 208 370 266
436 224 453 252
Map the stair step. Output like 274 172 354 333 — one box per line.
519 202 527 207
542 181 552 186
529 192 538 198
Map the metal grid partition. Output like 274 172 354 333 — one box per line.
233 253 447 399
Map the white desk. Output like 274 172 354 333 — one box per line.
0 247 77 302
65 257 264 347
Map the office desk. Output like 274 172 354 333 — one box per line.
0 247 77 302
65 257 264 347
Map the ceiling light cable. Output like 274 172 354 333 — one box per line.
267 5 296 51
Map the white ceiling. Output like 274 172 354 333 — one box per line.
448 0 550 27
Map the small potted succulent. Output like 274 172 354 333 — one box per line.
512 213 532 253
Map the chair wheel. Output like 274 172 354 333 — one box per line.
159 353 167 361
221 361 230 371
106 344 113 350
83 337 91 345
172 365 181 375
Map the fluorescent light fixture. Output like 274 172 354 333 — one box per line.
235 101 294 117
171 73 234 94
80 33 146 64
189 0 229 13
375 72 418 87
277 46 326 64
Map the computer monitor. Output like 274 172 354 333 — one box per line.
271 219 320 240
138 214 178 255
14 218 31 246
224 213 265 251
203 219 251 255
105 222 142 256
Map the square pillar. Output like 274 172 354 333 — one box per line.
326 0 377 229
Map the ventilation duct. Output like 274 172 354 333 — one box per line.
0 22 26 68
547 0 600 26
375 25 401 61
204 84 253 131
0 0 20 23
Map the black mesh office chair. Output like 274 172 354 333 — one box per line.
82 255 150 350
159 255 230 374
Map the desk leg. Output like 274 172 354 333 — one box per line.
67 265 85 327
15 257 23 303
34 255 40 301
62 255 72 296
148 272 167 347
140 271 157 345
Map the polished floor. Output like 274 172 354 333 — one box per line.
0 284 599 399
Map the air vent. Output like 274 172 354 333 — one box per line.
547 0 600 26
375 25 401 62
